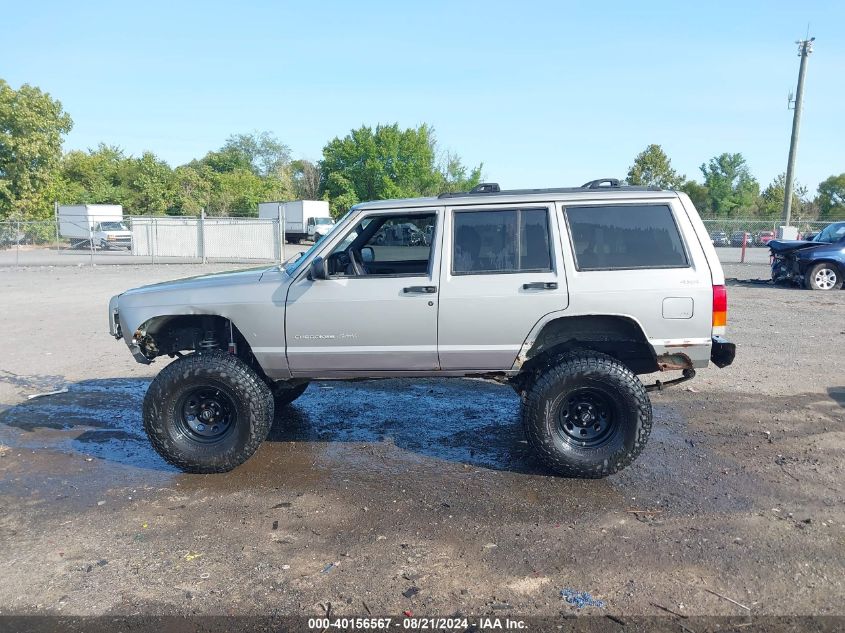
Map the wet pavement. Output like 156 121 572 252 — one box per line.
0 264 843 619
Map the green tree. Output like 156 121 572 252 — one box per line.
58 144 129 204
816 173 845 219
626 144 685 189
171 164 213 216
290 159 322 199
207 169 289 217
699 153 759 216
219 131 290 177
0 80 73 219
679 180 710 214
122 151 174 215
320 123 480 216
193 146 253 174
758 173 807 218
439 152 483 193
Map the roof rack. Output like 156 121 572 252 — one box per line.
437 179 661 199
581 178 620 189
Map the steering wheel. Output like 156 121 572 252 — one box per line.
347 249 368 276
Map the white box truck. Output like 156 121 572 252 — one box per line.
58 204 132 250
258 200 334 244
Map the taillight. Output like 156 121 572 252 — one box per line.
712 284 727 328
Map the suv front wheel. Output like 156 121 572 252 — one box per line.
521 352 652 478
143 351 274 473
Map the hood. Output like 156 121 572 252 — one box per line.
120 266 276 299
768 239 818 254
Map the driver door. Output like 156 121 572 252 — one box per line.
284 209 442 374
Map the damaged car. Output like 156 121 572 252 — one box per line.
770 221 845 290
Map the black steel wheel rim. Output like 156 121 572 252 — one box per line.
176 386 238 443
556 387 617 447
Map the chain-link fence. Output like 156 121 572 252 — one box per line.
0 215 305 267
702 218 829 247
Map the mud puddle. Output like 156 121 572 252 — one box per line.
0 377 762 521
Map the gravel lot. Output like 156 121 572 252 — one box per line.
0 261 843 624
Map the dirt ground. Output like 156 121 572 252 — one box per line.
0 262 843 625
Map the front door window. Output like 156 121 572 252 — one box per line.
326 213 436 277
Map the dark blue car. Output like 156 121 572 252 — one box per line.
770 221 845 290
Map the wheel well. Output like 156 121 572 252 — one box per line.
134 315 268 380
806 259 844 274
519 315 658 377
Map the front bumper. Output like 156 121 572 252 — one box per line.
771 253 803 284
710 336 735 368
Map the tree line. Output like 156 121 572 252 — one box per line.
1 80 843 222
626 144 844 220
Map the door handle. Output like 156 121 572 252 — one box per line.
522 282 558 290
403 285 437 294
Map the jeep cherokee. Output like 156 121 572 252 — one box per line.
109 179 735 477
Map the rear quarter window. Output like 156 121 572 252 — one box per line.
565 204 688 271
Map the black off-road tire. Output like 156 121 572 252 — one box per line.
143 351 274 473
521 351 652 478
271 381 309 409
805 262 843 291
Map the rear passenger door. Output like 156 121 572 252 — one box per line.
437 204 568 370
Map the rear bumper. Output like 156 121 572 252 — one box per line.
710 336 735 368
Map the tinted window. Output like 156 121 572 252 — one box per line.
566 204 688 270
453 208 551 274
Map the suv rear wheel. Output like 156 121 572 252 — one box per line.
805 262 842 291
521 352 652 478
143 351 274 473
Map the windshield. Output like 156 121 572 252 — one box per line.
314 217 334 225
283 210 351 274
813 222 845 243
99 221 127 231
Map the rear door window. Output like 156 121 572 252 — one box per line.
452 208 552 274
565 204 688 270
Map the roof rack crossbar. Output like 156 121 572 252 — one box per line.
580 178 621 189
470 182 500 194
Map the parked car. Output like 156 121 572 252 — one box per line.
730 231 754 247
770 221 845 290
108 179 735 477
755 230 775 247
710 231 729 247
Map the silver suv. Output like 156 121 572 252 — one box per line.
109 180 735 477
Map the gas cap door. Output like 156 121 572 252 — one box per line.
662 297 694 319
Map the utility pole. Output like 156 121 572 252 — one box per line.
782 37 814 228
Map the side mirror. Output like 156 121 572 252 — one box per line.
309 256 328 280
360 246 375 263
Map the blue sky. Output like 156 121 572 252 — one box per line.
3 0 842 192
